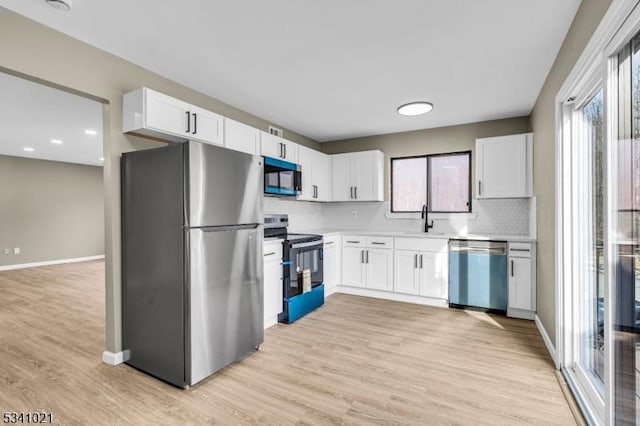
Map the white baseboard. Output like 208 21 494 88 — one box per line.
325 285 338 297
507 308 535 320
336 286 448 308
102 349 130 366
0 255 105 271
535 314 558 368
264 315 278 329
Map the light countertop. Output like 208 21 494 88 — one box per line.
290 229 536 243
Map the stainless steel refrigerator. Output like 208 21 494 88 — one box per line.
121 141 264 387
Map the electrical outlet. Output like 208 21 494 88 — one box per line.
2 248 9 255
351 210 358 218
13 248 20 255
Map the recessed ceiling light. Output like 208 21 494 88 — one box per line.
51 139 63 144
397 102 434 116
85 129 97 135
24 147 35 152
46 0 72 11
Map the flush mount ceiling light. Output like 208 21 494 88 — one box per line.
46 0 72 11
51 139 63 144
85 129 97 135
397 102 434 116
24 147 35 152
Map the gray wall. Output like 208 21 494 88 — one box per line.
321 116 530 201
0 155 104 267
0 6 320 354
530 0 612 345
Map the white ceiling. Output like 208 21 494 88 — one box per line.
2 0 580 142
0 72 103 166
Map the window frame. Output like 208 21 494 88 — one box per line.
390 150 472 214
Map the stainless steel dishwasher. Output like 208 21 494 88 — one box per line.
448 240 508 313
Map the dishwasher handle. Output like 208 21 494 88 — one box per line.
448 240 507 255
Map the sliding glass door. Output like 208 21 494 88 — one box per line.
611 32 640 425
561 86 606 423
581 89 606 392
557 4 640 424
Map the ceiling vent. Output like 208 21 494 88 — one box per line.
46 0 72 11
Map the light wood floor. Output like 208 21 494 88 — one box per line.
0 260 576 425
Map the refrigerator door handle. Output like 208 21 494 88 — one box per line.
195 223 260 232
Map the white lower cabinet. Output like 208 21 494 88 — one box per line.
263 241 283 328
418 251 448 300
392 238 449 302
342 246 366 287
507 242 536 319
342 236 393 291
366 248 393 292
393 251 419 295
323 235 341 294
393 250 448 300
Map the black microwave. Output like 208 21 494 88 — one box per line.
264 157 301 196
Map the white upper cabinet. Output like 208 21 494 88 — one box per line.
298 146 332 202
223 118 260 155
331 150 384 202
261 132 298 163
123 87 223 146
475 133 533 198
297 145 316 201
189 105 224 145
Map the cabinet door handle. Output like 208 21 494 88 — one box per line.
414 254 418 268
510 248 530 252
346 240 360 244
361 250 364 264
478 180 482 196
366 250 369 263
324 241 334 245
420 254 423 269
283 143 287 159
511 260 514 277
186 111 191 133
354 186 358 199
264 252 276 257
371 242 385 245
192 112 197 134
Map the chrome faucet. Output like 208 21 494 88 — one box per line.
421 204 434 233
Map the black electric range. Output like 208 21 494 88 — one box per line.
264 214 324 323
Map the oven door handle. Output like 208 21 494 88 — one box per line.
290 240 324 250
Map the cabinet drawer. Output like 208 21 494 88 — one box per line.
366 236 393 249
394 237 448 253
324 235 341 247
508 242 532 258
343 236 365 247
263 241 283 260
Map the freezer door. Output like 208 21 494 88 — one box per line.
188 225 264 385
188 141 264 227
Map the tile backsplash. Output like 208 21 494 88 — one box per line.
264 196 323 231
264 196 533 236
